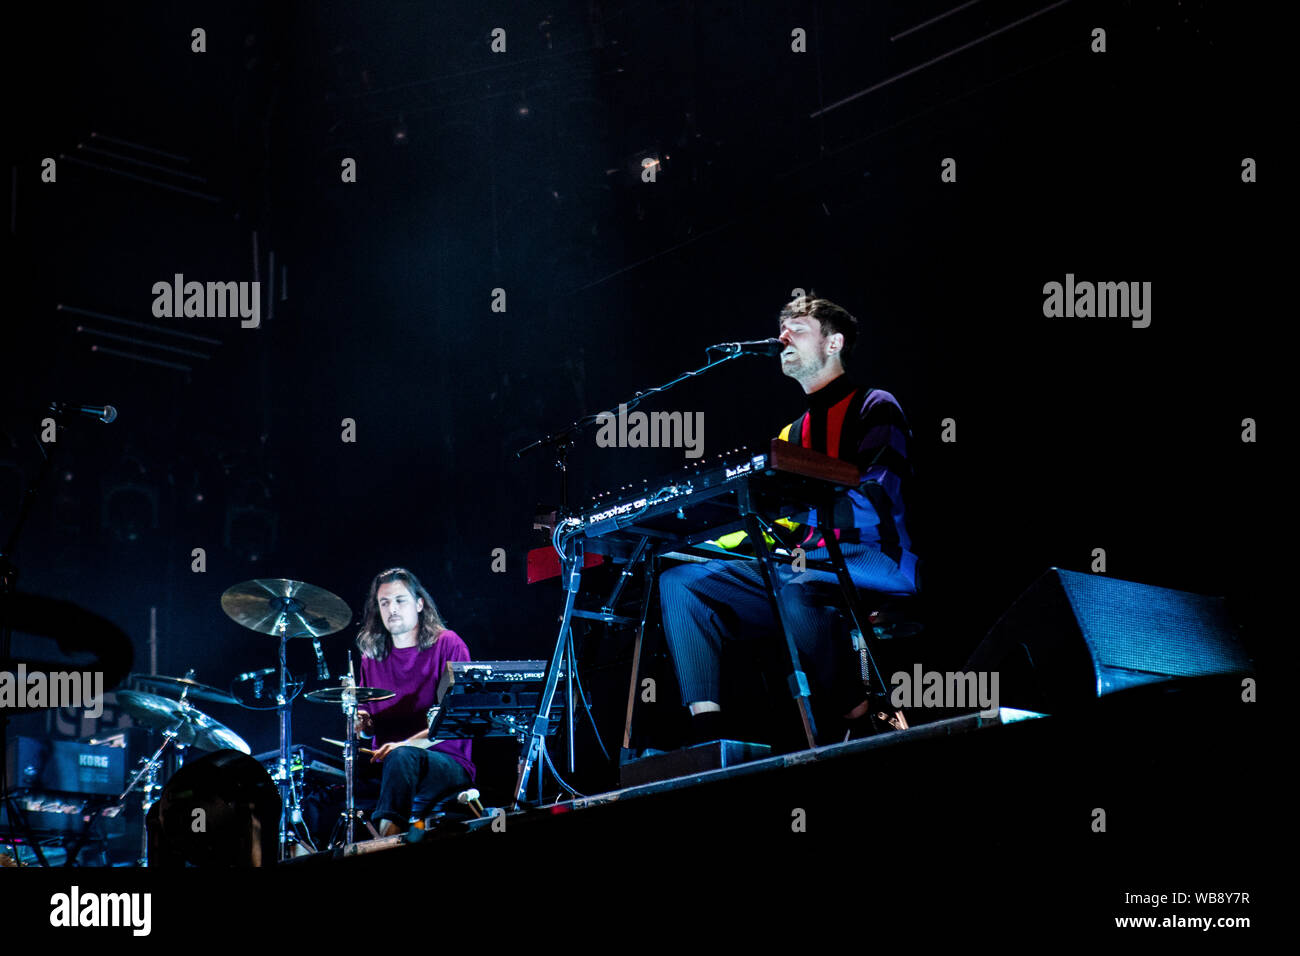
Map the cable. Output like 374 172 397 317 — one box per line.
541 744 582 800
569 648 611 765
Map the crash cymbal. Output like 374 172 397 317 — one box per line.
303 686 395 704
117 689 250 753
131 673 240 706
220 578 352 639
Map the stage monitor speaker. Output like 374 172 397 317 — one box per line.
967 568 1252 713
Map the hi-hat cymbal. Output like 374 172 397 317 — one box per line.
116 690 250 753
220 579 352 639
130 673 240 706
303 686 395 704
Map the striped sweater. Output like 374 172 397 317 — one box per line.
776 374 919 585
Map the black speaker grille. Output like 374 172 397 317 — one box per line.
1056 570 1250 677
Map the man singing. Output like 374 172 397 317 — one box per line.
658 295 920 745
354 567 474 836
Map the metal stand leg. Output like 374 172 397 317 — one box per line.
329 808 377 849
816 500 907 731
138 763 158 867
738 484 817 749
620 558 658 760
277 630 291 860
512 535 582 808
117 723 181 867
565 623 576 775
341 656 357 846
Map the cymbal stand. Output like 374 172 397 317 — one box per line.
259 606 318 857
273 614 295 859
173 671 199 770
326 655 380 848
137 763 158 866
342 654 357 845
118 717 184 867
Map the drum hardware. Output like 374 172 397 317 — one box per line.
114 677 250 865
304 655 393 847
220 578 351 861
3 673 245 867
302 686 394 704
116 687 249 755
231 666 304 710
130 672 240 707
122 726 177 866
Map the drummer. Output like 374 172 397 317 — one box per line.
353 568 475 836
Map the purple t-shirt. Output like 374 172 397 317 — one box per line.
358 630 475 781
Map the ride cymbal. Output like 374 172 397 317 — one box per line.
220 578 352 639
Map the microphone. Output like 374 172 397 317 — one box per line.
49 401 117 423
709 338 785 356
312 637 330 680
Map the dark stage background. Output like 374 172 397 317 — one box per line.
2 0 1275 797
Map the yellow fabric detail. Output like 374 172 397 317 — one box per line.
707 423 799 550
713 529 749 550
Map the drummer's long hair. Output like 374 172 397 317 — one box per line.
355 567 447 661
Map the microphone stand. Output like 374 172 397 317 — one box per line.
511 347 756 807
513 347 753 464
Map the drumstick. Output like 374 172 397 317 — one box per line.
321 736 375 755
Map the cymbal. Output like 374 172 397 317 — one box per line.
220 578 352 639
131 673 240 706
117 690 250 753
303 686 395 704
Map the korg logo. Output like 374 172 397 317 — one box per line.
79 754 110 768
